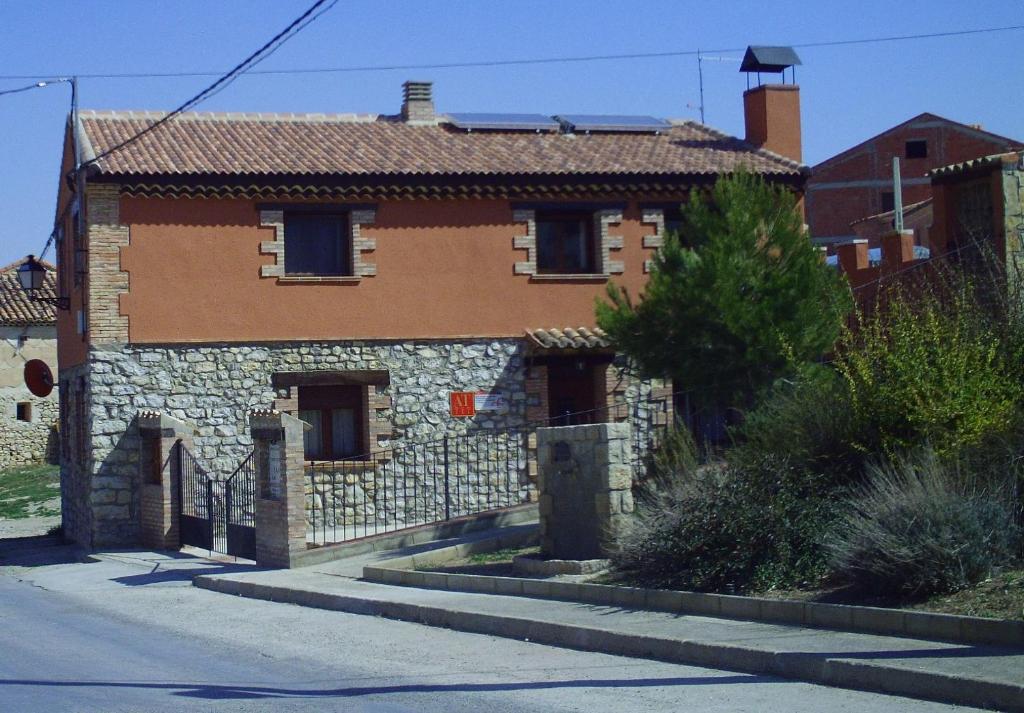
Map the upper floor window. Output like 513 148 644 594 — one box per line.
880 191 895 213
284 212 351 277
536 211 597 274
905 140 928 159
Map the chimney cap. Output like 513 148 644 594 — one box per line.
740 46 802 74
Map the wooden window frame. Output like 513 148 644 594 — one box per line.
283 211 353 278
535 210 599 275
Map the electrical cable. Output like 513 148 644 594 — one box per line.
0 23 1021 81
79 0 338 170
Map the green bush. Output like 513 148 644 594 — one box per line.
826 453 1020 597
837 283 1024 460
730 365 862 483
614 433 840 593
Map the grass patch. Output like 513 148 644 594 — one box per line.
468 546 537 565
910 570 1024 620
0 464 60 519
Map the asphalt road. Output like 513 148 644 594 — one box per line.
0 538 981 712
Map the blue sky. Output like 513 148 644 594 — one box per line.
2 0 1022 265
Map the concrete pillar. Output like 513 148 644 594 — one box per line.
136 411 196 550
536 422 634 560
250 409 309 568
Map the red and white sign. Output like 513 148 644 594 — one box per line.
451 391 510 417
450 391 476 417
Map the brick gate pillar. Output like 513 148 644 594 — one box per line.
250 409 309 568
137 411 196 550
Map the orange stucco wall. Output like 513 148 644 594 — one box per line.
55 126 88 372
118 197 672 343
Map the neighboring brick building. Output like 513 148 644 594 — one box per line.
53 80 806 548
0 258 58 469
807 113 1021 248
827 150 1024 309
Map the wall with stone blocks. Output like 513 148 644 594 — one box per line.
73 338 528 547
536 422 634 560
0 327 59 470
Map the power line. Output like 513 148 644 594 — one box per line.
1 24 1021 82
0 79 68 97
32 0 337 262
79 0 338 171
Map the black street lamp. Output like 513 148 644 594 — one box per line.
16 255 69 310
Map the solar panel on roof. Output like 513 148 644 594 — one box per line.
556 115 671 134
446 113 560 132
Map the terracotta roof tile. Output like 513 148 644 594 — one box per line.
526 327 611 350
0 258 57 326
78 111 803 179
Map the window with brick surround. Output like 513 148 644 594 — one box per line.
536 211 597 274
905 140 928 159
284 212 352 276
298 385 365 460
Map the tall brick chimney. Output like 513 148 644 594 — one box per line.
743 84 802 163
401 80 435 125
739 46 803 163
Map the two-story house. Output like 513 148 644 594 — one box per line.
54 80 805 548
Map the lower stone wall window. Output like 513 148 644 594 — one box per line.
16 402 31 422
298 385 365 460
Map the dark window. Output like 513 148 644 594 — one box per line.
16 403 31 422
664 209 686 245
298 385 365 460
284 212 351 276
905 140 928 159
880 191 895 213
536 212 597 274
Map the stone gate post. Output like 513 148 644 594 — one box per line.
137 411 196 550
250 409 309 568
536 422 634 560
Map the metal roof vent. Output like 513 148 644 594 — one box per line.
740 46 801 87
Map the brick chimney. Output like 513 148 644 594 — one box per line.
401 81 435 125
743 84 802 163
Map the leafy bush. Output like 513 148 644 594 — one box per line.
837 283 1024 460
614 432 841 593
827 453 1020 597
730 365 863 483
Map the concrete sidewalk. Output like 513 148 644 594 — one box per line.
194 531 1024 712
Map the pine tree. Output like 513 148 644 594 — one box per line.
597 172 852 409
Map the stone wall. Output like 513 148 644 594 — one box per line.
0 326 59 470
59 362 93 547
81 338 529 546
536 422 634 560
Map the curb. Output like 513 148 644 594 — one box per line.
364 545 1024 649
194 573 1024 712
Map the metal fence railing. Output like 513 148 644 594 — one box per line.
305 389 676 547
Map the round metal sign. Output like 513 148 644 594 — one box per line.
24 359 54 398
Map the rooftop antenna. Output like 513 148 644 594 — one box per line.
695 52 740 124
893 157 904 232
697 50 705 124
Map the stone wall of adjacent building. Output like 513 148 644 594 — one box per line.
59 362 93 547
0 326 59 470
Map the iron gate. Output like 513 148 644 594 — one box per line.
176 443 256 560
